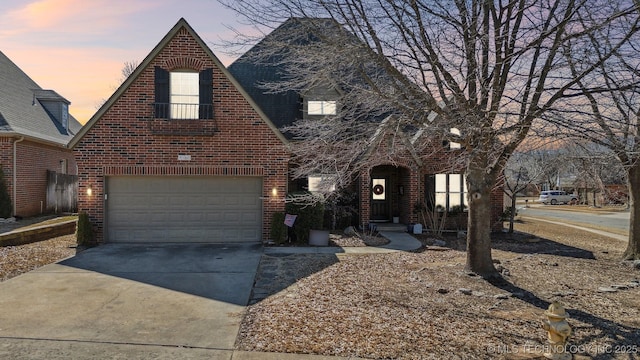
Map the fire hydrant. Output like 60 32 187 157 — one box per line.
542 301 572 360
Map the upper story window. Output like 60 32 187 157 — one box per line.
154 66 213 120
449 128 461 149
61 103 69 130
170 71 199 119
307 100 336 115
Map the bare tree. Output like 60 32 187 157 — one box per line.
222 0 640 277
95 60 140 109
562 143 627 206
551 35 640 259
503 150 547 233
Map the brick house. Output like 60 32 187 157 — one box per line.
229 18 504 232
0 51 81 217
69 19 289 243
71 18 502 244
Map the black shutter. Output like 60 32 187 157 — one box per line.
199 68 213 119
154 66 169 118
425 175 436 211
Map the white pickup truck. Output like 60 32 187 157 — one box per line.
537 191 578 205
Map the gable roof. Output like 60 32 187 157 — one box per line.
228 19 307 132
228 18 400 138
0 50 82 146
69 18 287 148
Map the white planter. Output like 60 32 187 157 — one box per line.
309 229 330 246
393 217 400 224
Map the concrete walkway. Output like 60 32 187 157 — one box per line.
264 230 422 255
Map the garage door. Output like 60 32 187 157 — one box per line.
106 176 262 243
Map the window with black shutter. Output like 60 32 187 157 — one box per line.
154 67 214 120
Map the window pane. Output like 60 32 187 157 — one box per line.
435 174 447 192
308 101 323 115
372 179 386 200
435 193 447 210
450 128 461 149
170 72 199 119
449 193 462 209
323 101 336 115
449 174 461 192
308 175 336 193
308 100 337 115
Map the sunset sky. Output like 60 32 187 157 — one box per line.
0 0 250 124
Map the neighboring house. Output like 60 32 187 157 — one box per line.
229 18 504 231
0 51 81 217
69 19 289 243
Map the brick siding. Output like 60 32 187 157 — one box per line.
73 26 289 243
0 137 77 217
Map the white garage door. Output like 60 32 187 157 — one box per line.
106 176 262 243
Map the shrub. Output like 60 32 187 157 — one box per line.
0 166 12 218
270 212 287 244
76 211 94 246
285 192 325 244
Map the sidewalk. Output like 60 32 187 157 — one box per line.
520 215 627 242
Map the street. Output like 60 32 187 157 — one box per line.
517 205 630 234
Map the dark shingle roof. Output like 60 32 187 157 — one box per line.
0 50 82 145
228 18 337 132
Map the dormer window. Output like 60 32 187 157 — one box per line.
154 66 213 120
307 100 336 115
32 89 71 132
61 103 69 130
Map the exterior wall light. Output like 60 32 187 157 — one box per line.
86 185 93 197
271 187 278 197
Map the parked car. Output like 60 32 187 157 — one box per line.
537 191 578 205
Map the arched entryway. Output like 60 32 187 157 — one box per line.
368 165 412 224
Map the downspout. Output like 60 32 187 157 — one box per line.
13 136 24 217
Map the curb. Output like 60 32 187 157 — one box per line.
0 219 77 247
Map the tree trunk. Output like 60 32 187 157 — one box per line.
465 166 498 278
623 164 640 260
508 193 517 233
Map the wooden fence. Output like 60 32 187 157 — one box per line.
46 170 78 213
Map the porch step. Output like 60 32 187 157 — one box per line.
371 223 407 232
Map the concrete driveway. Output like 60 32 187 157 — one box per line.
0 243 263 359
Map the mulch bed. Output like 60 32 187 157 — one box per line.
236 219 640 359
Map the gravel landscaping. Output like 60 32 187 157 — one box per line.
0 234 76 282
2 216 638 359
236 219 640 359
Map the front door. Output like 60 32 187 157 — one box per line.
370 178 390 221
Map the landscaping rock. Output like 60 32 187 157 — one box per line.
597 287 618 293
611 284 628 290
433 239 446 247
458 288 473 295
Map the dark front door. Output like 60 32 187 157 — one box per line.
370 178 390 221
